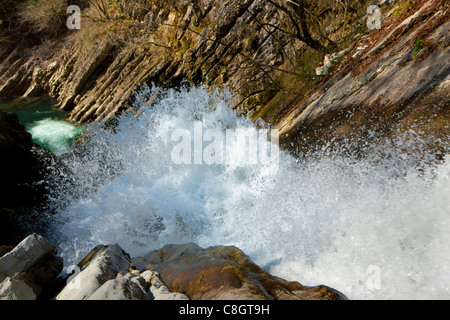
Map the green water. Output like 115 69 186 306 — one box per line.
0 97 84 155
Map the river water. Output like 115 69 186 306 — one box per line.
6 86 450 300
0 97 84 155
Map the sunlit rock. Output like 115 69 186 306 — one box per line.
132 243 347 300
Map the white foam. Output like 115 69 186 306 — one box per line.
44 85 450 299
29 118 82 155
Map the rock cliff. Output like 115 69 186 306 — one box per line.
0 110 53 245
132 243 347 300
274 0 449 154
0 0 447 155
0 234 347 300
1 0 299 123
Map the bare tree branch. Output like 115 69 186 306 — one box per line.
163 22 298 79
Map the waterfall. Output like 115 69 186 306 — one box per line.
38 85 449 300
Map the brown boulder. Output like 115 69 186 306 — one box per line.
132 243 347 300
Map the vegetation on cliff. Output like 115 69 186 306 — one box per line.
0 0 448 152
0 1 380 116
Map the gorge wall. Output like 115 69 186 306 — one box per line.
0 0 447 153
0 110 53 244
1 0 299 123
274 0 450 155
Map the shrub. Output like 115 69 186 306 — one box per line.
0 1 26 33
18 0 68 38
412 39 424 58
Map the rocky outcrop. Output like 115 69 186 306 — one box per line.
0 0 303 123
0 277 37 300
0 234 347 300
55 244 187 300
275 0 450 154
0 234 63 300
62 242 346 300
0 111 41 204
0 110 53 245
86 272 151 300
142 270 189 300
56 244 133 300
132 243 347 300
1 1 447 155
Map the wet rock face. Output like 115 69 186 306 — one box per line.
57 242 347 300
0 234 347 300
132 243 347 300
0 0 295 123
0 111 37 191
276 1 450 153
0 234 63 300
56 244 134 300
0 277 37 300
0 1 447 149
0 111 49 244
1 0 447 149
54 0 288 124
56 244 189 301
